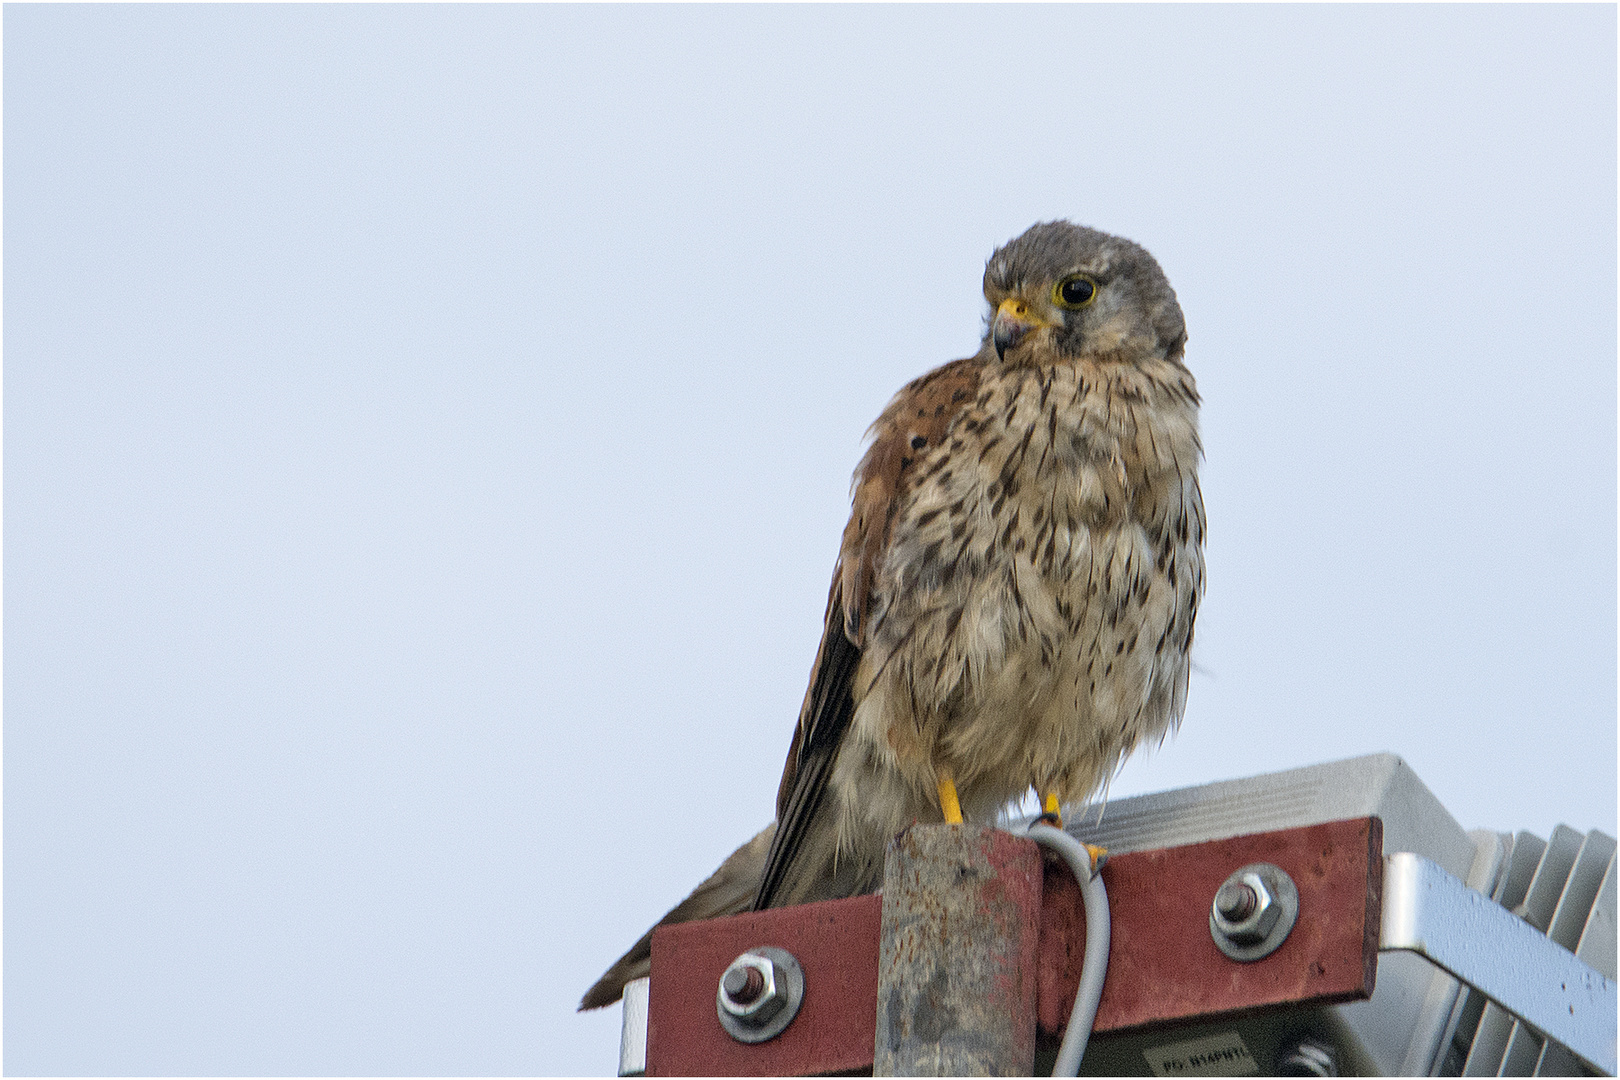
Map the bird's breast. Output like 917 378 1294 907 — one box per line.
855 357 1203 803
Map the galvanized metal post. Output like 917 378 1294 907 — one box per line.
873 823 1043 1076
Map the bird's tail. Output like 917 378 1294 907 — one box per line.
577 823 776 1011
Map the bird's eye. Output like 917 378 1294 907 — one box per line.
1054 275 1097 308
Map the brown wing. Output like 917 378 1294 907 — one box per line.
754 358 983 910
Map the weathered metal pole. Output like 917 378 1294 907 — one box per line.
873 823 1043 1076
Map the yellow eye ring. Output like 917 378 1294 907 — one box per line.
1053 275 1098 309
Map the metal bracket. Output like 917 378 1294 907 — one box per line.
1380 851 1617 1076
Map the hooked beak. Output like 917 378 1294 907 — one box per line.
991 298 1051 361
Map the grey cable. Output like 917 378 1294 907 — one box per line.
1026 822 1111 1077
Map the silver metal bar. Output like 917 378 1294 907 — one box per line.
1381 851 1617 1076
618 976 649 1077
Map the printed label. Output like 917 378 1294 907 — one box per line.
1141 1031 1259 1077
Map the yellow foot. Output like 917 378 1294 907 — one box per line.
937 773 964 824
1085 843 1109 871
1041 792 1063 828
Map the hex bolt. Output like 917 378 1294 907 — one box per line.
1219 871 1279 944
715 946 805 1043
1210 862 1299 962
1214 880 1258 923
722 964 765 1006
1277 1038 1339 1076
718 953 783 1022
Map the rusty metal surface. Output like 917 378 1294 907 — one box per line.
1036 815 1383 1037
646 892 881 1077
874 824 1043 1076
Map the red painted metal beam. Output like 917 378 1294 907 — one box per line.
645 816 1383 1077
647 894 883 1077
1037 815 1382 1037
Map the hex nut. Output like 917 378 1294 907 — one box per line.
718 953 783 1022
1213 870 1281 944
715 946 804 1044
1210 862 1299 962
1243 872 1282 939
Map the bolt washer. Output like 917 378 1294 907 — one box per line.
1209 862 1300 962
715 946 804 1044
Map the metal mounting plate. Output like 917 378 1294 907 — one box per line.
642 817 1383 1076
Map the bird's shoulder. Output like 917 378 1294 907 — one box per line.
838 356 985 640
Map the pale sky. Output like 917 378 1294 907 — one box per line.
6 5 1615 1075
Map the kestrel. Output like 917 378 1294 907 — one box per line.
581 221 1203 1011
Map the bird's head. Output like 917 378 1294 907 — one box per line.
981 221 1185 366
